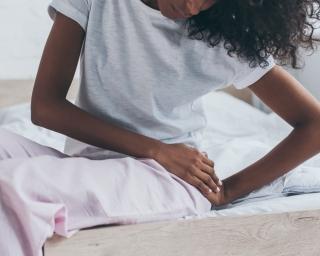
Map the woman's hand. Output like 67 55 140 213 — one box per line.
206 181 229 206
157 0 216 19
153 142 224 201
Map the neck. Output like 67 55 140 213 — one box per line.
142 0 159 10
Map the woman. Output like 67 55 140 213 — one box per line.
3 0 320 207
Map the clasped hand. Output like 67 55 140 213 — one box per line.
154 142 227 206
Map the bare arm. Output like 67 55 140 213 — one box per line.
32 12 223 198
220 65 320 205
32 12 162 159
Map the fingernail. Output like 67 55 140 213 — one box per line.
216 187 220 192
218 180 223 186
208 189 212 193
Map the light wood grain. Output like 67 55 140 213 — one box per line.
45 209 320 256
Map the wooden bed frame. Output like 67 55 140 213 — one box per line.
1 80 319 256
45 209 320 256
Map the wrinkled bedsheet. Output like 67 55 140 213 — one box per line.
0 91 320 256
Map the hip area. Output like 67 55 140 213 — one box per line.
63 129 207 160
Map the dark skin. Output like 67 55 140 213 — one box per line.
32 12 222 200
32 10 320 206
142 0 216 18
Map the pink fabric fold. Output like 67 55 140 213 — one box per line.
0 155 211 256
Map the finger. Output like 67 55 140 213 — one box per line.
211 170 223 186
201 154 215 168
198 160 214 175
201 151 208 158
199 162 222 186
188 175 213 196
198 154 222 186
194 169 220 193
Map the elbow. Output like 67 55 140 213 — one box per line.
295 111 320 132
31 80 67 126
294 115 320 150
31 97 66 127
31 100 46 126
309 116 320 150
31 85 47 126
31 98 54 127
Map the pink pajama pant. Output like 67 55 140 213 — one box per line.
0 128 211 256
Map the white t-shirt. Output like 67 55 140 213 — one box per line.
48 0 275 159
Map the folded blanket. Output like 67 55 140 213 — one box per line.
284 166 320 194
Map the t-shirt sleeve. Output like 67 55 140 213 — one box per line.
48 0 91 31
231 55 276 90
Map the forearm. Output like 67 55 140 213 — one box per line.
31 99 162 159
223 121 320 204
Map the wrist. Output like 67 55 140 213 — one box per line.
222 172 252 205
148 140 166 160
221 178 235 205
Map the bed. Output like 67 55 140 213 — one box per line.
0 80 319 256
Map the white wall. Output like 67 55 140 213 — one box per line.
266 25 320 101
292 49 320 99
0 0 52 79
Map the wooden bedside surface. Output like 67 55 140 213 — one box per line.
45 208 320 256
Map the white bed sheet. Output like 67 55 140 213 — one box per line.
0 91 320 219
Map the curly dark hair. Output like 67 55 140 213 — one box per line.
186 0 320 68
